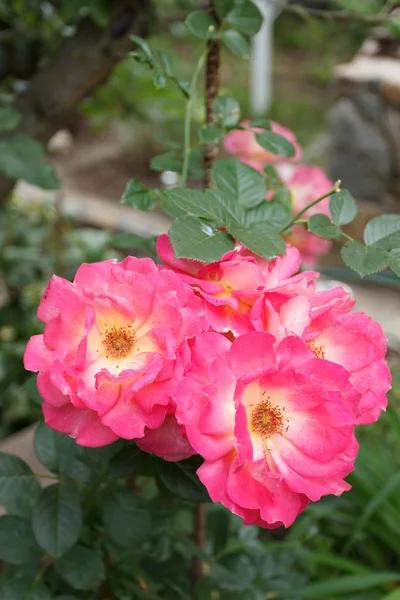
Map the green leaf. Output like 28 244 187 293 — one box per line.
336 0 380 14
111 232 152 249
274 572 400 598
208 509 230 555
329 190 358 226
199 124 223 145
341 240 389 277
120 178 158 211
170 216 235 262
185 10 217 38
213 95 241 128
0 578 51 600
109 444 154 478
0 106 20 132
0 452 40 505
0 135 60 189
55 545 105 590
227 221 285 259
389 248 400 277
153 69 167 89
264 164 282 189
23 375 42 406
222 30 251 58
248 118 271 130
0 516 41 564
100 489 151 547
34 421 90 482
382 589 400 600
89 0 108 26
157 49 173 76
130 34 154 64
212 158 267 209
163 187 242 224
226 0 263 35
155 456 211 502
31 483 82 557
308 214 341 240
363 214 400 250
255 131 295 158
244 201 291 229
210 555 256 591
215 0 235 19
150 151 182 172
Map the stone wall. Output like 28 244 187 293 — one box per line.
329 28 400 209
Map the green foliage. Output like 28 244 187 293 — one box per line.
185 11 217 38
0 107 20 132
341 241 389 277
255 130 296 158
329 190 358 226
121 178 159 211
221 30 251 58
213 95 241 128
308 214 341 240
0 136 59 190
170 216 235 261
225 1 263 36
32 483 83 557
212 158 267 209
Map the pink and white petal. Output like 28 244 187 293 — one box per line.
229 332 277 380
37 372 70 408
24 335 53 372
136 416 196 461
73 260 116 293
43 402 118 447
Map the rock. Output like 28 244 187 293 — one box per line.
329 99 393 202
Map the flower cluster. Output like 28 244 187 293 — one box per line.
224 121 334 265
24 243 391 528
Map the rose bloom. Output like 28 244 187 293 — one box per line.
157 235 316 337
173 331 359 529
250 285 391 425
223 120 303 171
276 164 335 265
24 257 206 447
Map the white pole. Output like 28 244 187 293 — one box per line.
251 0 275 116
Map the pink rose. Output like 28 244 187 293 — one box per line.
223 120 303 171
157 236 316 336
24 257 207 447
173 331 358 528
136 415 196 462
251 286 391 424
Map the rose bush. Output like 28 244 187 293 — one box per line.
24 241 391 529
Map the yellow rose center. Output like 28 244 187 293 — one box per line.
307 339 326 359
102 325 136 360
251 395 286 439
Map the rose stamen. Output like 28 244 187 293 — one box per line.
251 396 285 439
307 339 326 359
102 325 136 360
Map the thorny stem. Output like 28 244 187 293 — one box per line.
180 50 208 187
280 180 341 234
203 0 221 189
